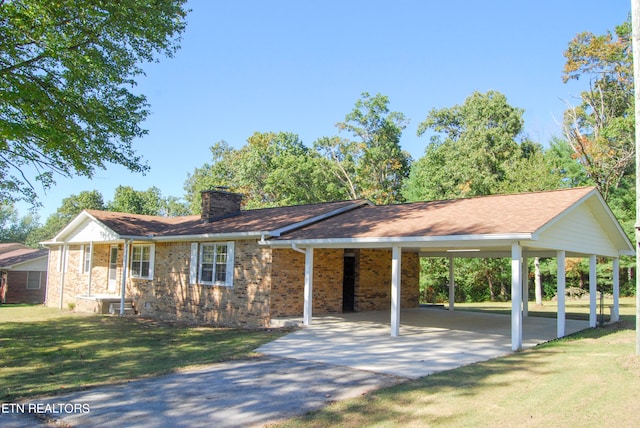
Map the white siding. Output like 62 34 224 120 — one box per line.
64 218 119 243
533 204 618 257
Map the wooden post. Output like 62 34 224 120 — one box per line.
120 240 130 316
511 242 522 351
612 257 620 322
303 248 314 326
448 255 455 311
391 246 401 336
557 250 566 338
589 255 597 328
632 0 640 355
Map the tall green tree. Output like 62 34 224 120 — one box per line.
107 185 185 216
184 132 348 212
404 90 527 201
26 190 105 245
0 202 39 245
332 92 411 204
0 0 188 204
562 17 634 202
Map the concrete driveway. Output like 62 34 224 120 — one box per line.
258 307 590 378
4 308 589 427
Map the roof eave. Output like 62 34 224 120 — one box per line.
264 233 535 248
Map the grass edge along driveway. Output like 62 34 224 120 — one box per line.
275 321 640 427
0 305 289 402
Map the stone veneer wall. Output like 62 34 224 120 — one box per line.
46 244 118 310
131 240 272 328
270 248 420 317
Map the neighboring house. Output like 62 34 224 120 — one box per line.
42 187 634 351
0 243 49 304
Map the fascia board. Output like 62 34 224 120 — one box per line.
44 211 120 245
150 232 266 242
264 233 534 248
532 189 634 252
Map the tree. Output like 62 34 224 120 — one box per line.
332 92 411 204
0 202 39 244
562 17 635 202
404 90 527 201
107 185 183 216
184 132 348 212
26 190 105 245
0 0 189 204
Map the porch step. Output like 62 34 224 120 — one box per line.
108 302 136 316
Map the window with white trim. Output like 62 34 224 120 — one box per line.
82 245 92 274
26 271 42 289
130 244 154 279
190 242 235 287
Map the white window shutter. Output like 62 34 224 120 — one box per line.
189 243 198 285
79 245 84 273
225 241 235 287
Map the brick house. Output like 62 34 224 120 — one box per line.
42 187 633 350
0 243 48 304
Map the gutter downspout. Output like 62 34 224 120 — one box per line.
87 241 94 296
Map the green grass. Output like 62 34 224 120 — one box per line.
276 297 640 427
0 304 289 401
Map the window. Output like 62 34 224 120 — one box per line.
130 244 154 279
26 271 41 289
82 245 92 274
190 242 234 287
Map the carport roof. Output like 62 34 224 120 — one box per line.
269 186 634 257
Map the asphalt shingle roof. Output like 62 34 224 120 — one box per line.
274 187 597 240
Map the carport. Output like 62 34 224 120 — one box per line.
265 187 634 352
260 307 590 378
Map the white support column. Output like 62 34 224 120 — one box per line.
120 240 130 316
448 255 455 311
87 241 94 296
522 252 529 317
303 248 314 326
557 250 566 338
589 255 597 328
390 245 402 337
612 257 620 322
511 242 523 351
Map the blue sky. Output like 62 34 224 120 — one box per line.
20 0 631 219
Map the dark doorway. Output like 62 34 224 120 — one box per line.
343 255 355 312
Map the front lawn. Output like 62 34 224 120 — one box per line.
276 298 640 427
0 305 288 402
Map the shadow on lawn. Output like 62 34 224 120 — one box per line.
286 320 635 427
0 315 285 402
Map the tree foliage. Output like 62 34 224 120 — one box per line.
333 92 411 204
0 202 39 244
184 132 348 212
404 91 530 201
562 17 634 201
0 0 189 204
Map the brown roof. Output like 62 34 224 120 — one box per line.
274 187 597 240
85 199 366 237
0 244 48 268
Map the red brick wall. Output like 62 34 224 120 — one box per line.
131 240 272 328
3 271 46 304
270 248 420 317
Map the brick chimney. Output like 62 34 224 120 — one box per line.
201 188 243 223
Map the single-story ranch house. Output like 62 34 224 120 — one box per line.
43 187 634 351
0 243 48 304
